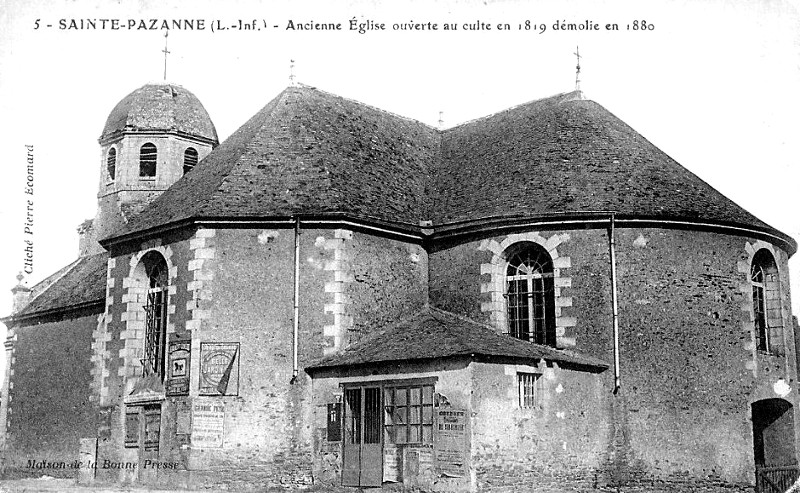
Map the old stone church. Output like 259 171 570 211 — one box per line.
1 81 798 492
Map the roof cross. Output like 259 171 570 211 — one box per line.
162 31 170 81
574 46 581 92
289 59 296 86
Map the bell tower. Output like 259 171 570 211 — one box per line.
81 83 218 255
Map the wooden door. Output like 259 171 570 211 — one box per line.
138 404 161 484
342 386 382 487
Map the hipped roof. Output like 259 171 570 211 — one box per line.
10 253 108 320
306 307 608 373
108 85 795 254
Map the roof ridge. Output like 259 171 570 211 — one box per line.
293 84 440 131
427 306 497 332
443 90 583 132
25 257 85 308
295 85 584 132
201 87 298 211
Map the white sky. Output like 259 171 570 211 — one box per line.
1 0 799 369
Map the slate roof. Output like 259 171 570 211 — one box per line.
305 307 609 372
108 85 795 254
115 85 438 239
100 83 218 144
435 92 776 231
13 253 108 319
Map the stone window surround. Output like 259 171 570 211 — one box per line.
479 232 574 348
740 240 790 376
120 243 177 394
506 242 557 346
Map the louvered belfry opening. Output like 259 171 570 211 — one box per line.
106 147 116 180
183 147 198 174
139 143 157 177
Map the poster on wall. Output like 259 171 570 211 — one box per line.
166 340 191 396
434 408 467 478
199 342 240 396
383 444 400 483
191 399 225 448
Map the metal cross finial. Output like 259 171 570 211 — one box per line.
162 31 170 81
574 46 582 92
289 59 296 86
438 111 444 129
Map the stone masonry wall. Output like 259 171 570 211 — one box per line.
430 227 798 490
96 229 194 484
3 312 99 476
470 361 607 492
185 227 427 489
88 226 427 489
339 231 428 348
185 226 317 488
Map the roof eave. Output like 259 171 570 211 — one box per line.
98 128 219 147
305 350 608 375
101 213 429 249
102 211 796 258
431 213 797 256
2 299 105 325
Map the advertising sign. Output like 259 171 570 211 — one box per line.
199 342 239 396
434 408 467 477
166 340 191 396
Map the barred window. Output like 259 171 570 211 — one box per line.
383 384 434 444
752 262 767 352
107 147 117 180
139 143 157 177
518 373 541 408
506 243 556 346
751 249 783 354
183 147 198 175
141 252 168 378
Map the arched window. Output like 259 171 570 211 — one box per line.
505 243 556 346
183 147 198 175
751 249 782 354
141 252 168 378
107 147 116 180
139 143 157 177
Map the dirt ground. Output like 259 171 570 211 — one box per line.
0 477 361 493
0 477 197 493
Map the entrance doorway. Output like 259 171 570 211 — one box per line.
125 404 162 484
342 386 382 487
752 398 799 492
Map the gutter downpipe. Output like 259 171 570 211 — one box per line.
609 213 621 393
291 217 301 384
